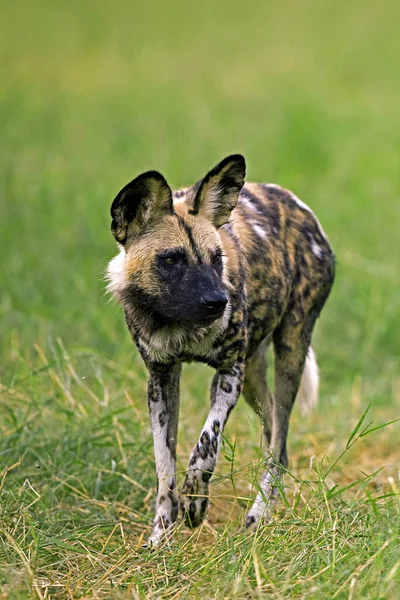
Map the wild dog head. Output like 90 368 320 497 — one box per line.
107 155 246 331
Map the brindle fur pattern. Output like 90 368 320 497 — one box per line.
107 155 335 544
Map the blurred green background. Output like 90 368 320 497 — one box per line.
1 0 400 387
1 1 400 596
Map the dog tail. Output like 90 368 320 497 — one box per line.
296 347 319 415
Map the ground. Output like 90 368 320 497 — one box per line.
1 0 400 598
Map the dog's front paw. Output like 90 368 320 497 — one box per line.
180 494 209 528
146 515 176 547
180 473 209 528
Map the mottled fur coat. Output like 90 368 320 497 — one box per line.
107 155 335 544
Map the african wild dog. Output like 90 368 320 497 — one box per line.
107 155 335 545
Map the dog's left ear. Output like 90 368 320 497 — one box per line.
190 154 246 227
111 171 173 243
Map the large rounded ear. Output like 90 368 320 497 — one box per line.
189 154 246 227
111 171 173 243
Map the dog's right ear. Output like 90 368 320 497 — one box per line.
111 171 173 243
189 155 246 228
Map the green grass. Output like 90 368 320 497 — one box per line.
1 0 400 597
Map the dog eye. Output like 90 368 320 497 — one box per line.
212 251 222 265
157 249 186 267
163 256 177 265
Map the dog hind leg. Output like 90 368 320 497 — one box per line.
245 312 317 528
243 337 273 445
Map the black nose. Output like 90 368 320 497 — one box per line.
200 292 228 315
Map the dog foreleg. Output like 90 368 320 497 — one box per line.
147 362 181 545
181 362 244 527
